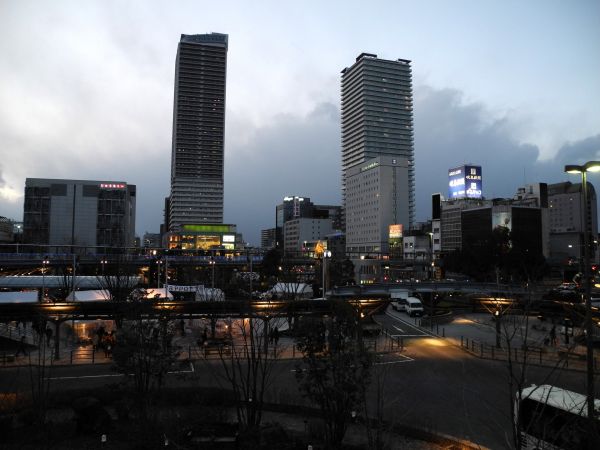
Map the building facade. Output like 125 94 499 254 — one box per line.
548 181 598 264
341 53 415 240
275 196 342 251
345 155 411 253
0 217 12 243
167 224 237 251
439 198 490 253
511 183 550 258
283 218 334 254
260 228 277 250
23 178 136 248
169 33 228 231
461 205 544 260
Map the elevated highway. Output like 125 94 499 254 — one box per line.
0 298 388 322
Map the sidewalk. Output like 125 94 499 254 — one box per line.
417 312 593 371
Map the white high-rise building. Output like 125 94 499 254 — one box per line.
345 156 410 253
341 53 414 253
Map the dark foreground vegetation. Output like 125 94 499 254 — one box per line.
1 385 337 449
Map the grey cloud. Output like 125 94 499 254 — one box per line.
227 87 600 244
551 135 600 166
224 102 341 245
413 86 600 221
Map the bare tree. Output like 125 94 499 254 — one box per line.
95 254 140 302
295 300 373 449
25 314 54 426
212 308 285 438
112 310 180 416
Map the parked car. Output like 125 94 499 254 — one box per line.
390 289 410 311
405 297 424 317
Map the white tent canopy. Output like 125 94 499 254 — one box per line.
0 291 39 303
66 290 111 301
266 282 313 299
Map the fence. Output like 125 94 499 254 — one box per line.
184 332 402 362
458 336 596 371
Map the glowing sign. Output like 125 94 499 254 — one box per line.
448 165 482 199
389 224 403 239
222 235 235 243
361 161 380 172
100 183 126 189
182 224 233 233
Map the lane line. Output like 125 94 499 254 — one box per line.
393 325 405 333
390 334 430 337
375 358 414 365
46 361 195 380
383 310 439 338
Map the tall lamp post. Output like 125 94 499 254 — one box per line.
564 160 600 428
209 258 216 290
156 259 162 289
322 250 332 299
41 257 50 302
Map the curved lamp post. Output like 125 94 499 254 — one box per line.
41 257 50 302
564 160 600 425
209 258 216 290
322 250 332 299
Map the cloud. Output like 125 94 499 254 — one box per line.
1 38 598 243
224 102 341 244
413 86 600 222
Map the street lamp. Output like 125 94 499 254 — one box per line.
156 259 162 289
209 258 216 290
41 257 50 302
322 250 332 299
564 160 600 426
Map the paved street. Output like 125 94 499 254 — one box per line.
1 309 597 449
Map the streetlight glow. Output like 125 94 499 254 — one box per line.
322 249 332 299
563 159 600 429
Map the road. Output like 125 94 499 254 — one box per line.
0 307 594 450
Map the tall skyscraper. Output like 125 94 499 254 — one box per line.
341 53 414 253
169 33 228 231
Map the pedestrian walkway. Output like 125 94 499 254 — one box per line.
412 312 594 372
1 318 401 368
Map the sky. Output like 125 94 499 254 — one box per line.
0 0 599 245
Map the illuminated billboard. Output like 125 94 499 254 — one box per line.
448 165 482 199
389 224 403 239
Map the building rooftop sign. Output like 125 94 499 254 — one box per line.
181 224 234 233
448 165 482 199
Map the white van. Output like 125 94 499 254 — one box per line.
390 289 410 311
405 297 424 317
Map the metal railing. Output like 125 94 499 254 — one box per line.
458 336 597 371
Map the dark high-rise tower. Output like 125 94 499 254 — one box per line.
169 33 228 231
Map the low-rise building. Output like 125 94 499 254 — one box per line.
284 218 333 255
23 178 136 249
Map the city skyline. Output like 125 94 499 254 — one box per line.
0 1 599 245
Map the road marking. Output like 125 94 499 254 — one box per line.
46 373 123 380
393 325 405 333
384 310 442 338
390 334 429 337
46 361 194 380
375 354 414 365
291 354 415 371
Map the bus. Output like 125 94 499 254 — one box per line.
517 384 600 449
